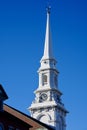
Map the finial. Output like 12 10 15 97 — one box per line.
46 6 51 14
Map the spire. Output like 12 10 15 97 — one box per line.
41 7 54 61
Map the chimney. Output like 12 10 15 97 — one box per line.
0 84 8 111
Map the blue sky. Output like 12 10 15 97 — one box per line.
0 0 87 130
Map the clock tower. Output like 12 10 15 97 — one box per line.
29 7 68 130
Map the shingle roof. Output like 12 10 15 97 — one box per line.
4 104 54 130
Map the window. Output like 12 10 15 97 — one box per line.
43 75 47 85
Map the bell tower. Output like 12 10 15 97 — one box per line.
29 7 68 130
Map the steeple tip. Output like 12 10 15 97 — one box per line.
41 6 55 61
46 6 51 14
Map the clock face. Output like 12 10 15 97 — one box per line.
40 93 48 102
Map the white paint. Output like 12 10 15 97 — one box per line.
41 10 53 60
29 8 68 130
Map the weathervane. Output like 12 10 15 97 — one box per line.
46 6 51 13
46 0 51 13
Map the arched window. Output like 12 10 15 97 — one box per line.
43 74 47 85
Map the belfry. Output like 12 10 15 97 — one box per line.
29 7 68 130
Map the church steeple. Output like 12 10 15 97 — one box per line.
42 7 54 61
39 7 57 75
29 7 68 130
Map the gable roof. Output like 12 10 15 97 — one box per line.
4 104 54 130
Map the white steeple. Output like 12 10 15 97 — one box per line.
39 7 57 75
42 7 54 61
29 7 68 130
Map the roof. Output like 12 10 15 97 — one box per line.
3 104 54 130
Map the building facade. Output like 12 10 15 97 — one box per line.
0 84 54 130
29 8 68 130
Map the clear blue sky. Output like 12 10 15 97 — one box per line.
0 0 87 130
